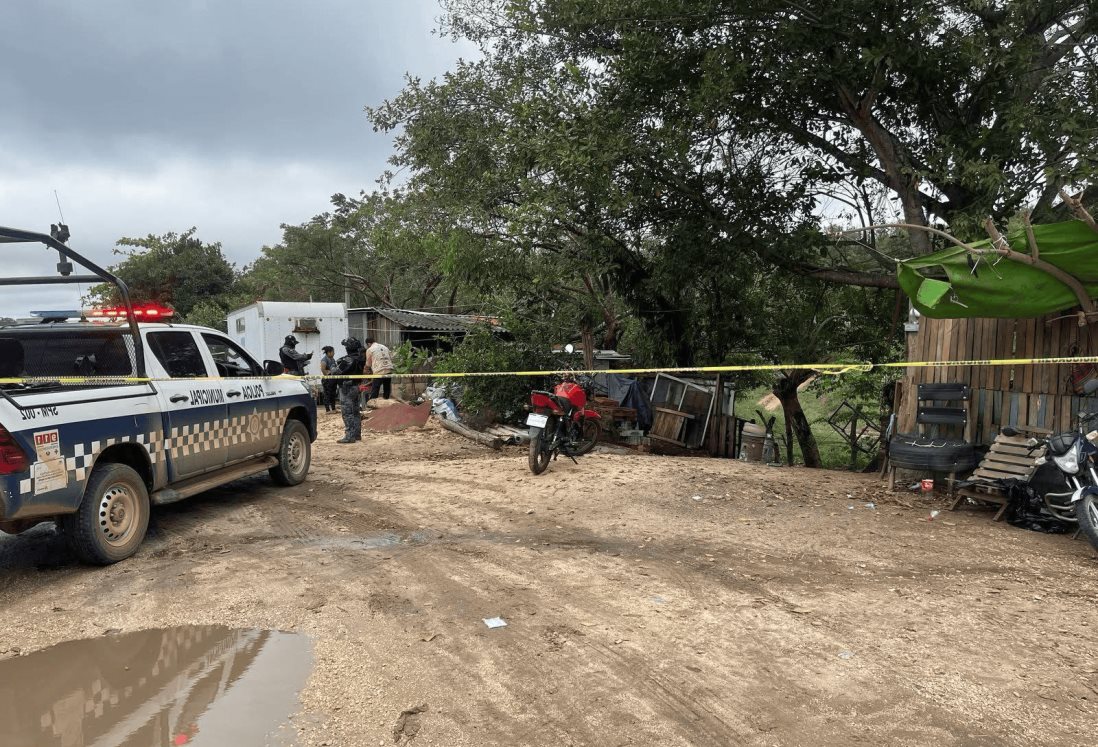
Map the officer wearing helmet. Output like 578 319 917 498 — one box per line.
332 337 365 443
279 334 312 376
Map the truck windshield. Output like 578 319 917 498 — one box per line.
0 327 137 389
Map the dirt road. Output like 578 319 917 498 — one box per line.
2 414 1097 745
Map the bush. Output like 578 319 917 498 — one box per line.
391 341 434 400
434 323 559 422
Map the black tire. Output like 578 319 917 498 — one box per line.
887 434 976 472
528 427 552 475
270 419 311 486
1076 494 1098 553
573 418 601 456
60 463 150 565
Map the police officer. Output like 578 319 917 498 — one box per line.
333 337 365 443
319 345 338 413
279 334 312 376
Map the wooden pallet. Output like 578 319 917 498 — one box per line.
649 406 694 447
950 428 1047 521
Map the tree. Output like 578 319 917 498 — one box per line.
365 0 1097 464
367 0 921 456
511 0 1096 245
371 18 823 361
90 229 236 319
236 192 477 311
746 271 899 466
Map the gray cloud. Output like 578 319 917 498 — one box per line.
1 0 454 162
0 0 465 316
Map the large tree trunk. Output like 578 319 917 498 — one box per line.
835 86 932 254
581 324 596 370
773 370 822 468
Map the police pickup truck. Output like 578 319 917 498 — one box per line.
0 225 317 564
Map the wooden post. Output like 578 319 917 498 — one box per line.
436 416 504 449
712 374 724 456
849 410 858 471
731 389 737 458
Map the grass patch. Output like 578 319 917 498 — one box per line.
738 384 883 470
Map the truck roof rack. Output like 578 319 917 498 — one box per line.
0 224 146 376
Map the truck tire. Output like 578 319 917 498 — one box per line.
887 434 976 472
270 419 311 486
60 463 150 565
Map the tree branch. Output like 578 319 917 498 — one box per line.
1059 188 1098 234
841 219 1098 316
985 216 1093 314
790 263 900 289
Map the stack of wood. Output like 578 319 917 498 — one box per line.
590 396 638 423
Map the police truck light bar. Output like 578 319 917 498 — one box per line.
88 303 174 320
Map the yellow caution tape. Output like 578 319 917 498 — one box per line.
3 355 1098 386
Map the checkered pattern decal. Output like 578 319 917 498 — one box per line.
17 407 287 496
164 408 285 461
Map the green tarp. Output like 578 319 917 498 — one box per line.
897 220 1098 318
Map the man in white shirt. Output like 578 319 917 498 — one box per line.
364 337 394 401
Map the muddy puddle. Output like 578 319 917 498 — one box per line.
0 625 312 746
304 529 435 552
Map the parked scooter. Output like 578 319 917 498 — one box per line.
1003 413 1098 550
526 355 602 474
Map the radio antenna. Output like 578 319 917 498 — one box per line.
49 190 74 277
53 190 66 224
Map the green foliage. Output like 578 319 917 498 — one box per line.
391 340 431 375
236 191 476 311
489 0 1097 243
740 385 881 470
811 340 906 406
434 322 559 421
90 229 236 318
182 299 230 332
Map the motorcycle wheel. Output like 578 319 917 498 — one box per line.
528 428 552 475
1076 494 1098 551
572 419 601 456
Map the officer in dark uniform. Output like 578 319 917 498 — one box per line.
279 334 312 376
333 337 365 443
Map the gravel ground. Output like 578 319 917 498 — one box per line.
2 412 1097 746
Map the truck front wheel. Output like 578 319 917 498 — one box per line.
60 463 150 565
270 419 311 486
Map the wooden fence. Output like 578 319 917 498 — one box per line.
899 314 1098 444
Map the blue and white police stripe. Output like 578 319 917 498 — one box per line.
17 407 288 496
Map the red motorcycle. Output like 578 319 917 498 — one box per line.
526 374 602 474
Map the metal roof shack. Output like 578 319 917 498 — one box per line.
347 307 504 351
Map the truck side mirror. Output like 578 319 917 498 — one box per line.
263 360 284 376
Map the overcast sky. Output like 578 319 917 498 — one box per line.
0 0 464 317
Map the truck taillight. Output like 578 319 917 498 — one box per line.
0 425 30 475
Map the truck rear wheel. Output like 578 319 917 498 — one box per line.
60 463 150 565
270 419 311 486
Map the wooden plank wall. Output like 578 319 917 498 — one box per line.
900 315 1098 444
371 315 404 350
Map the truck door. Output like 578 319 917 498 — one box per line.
145 330 229 480
200 333 282 464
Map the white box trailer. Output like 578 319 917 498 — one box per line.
226 301 348 377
